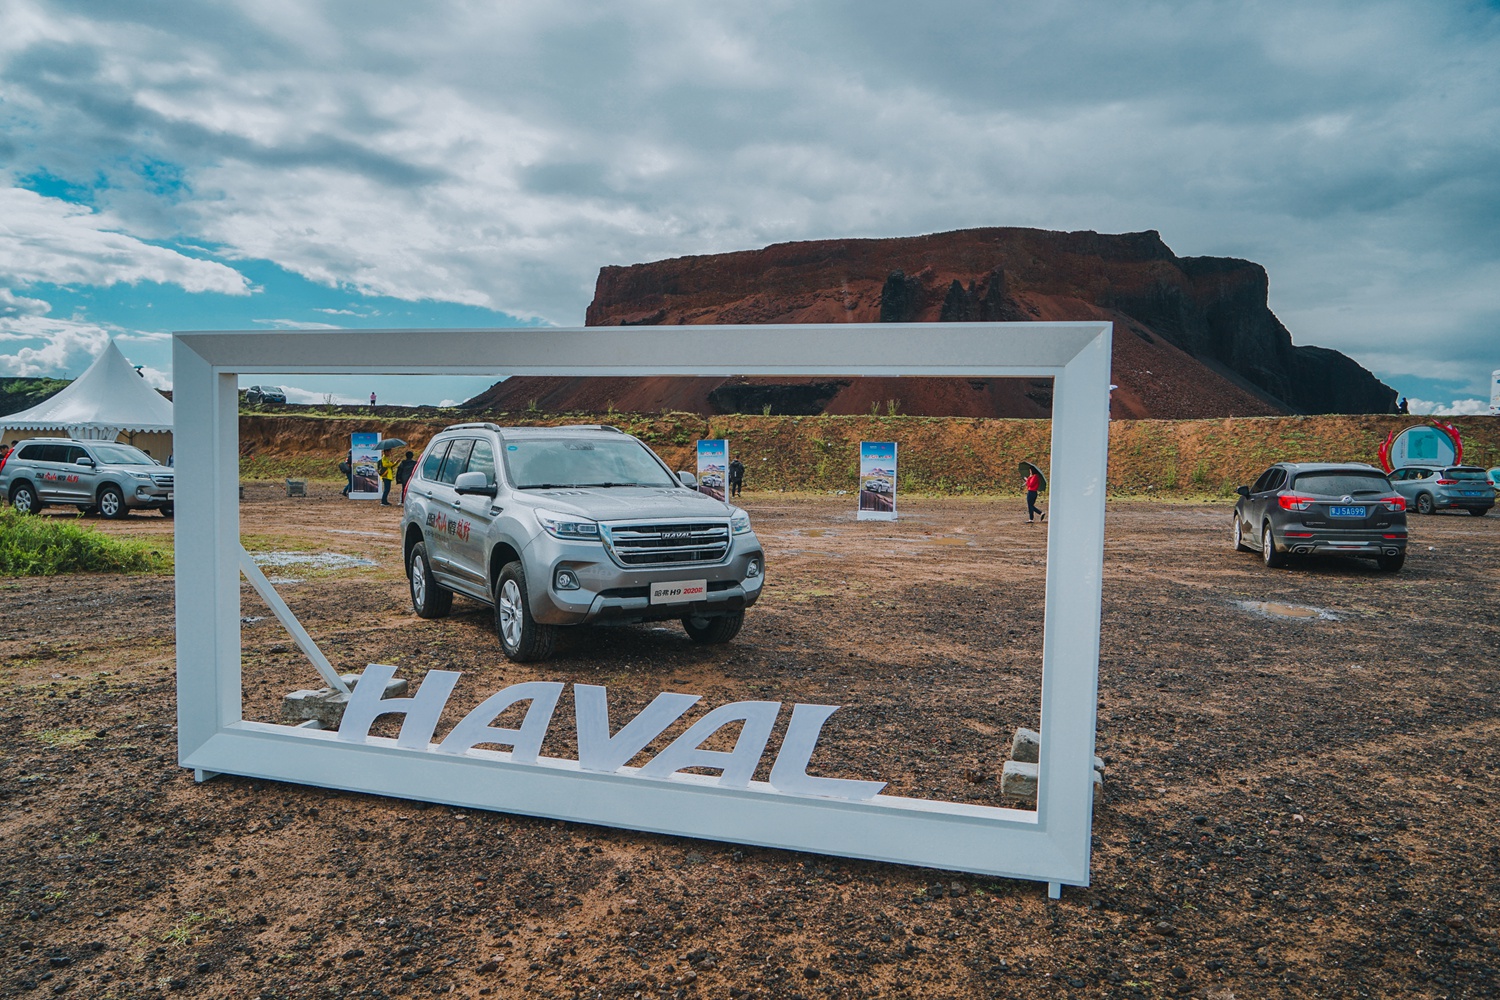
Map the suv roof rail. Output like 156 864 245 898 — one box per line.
440 422 626 434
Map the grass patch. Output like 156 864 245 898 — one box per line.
0 508 171 576
29 728 100 750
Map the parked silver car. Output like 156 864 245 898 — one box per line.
400 423 765 662
1233 462 1406 571
0 438 174 518
1389 465 1495 516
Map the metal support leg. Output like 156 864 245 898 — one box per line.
1048 881 1062 900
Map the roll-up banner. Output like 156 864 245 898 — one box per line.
1490 369 1500 416
857 441 898 521
696 439 728 501
349 432 383 500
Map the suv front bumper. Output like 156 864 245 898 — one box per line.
126 482 174 509
524 533 765 626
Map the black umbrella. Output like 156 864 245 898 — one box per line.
1018 461 1047 491
375 438 406 451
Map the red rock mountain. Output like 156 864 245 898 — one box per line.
465 228 1396 418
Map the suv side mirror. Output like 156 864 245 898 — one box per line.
1235 485 1250 497
677 471 698 489
454 470 497 497
76 457 95 468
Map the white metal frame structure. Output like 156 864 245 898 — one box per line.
173 322 1111 895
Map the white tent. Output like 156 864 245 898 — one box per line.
0 341 173 449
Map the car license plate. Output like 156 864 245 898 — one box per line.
650 579 708 605
1329 505 1366 517
167 492 174 500
1463 490 1488 496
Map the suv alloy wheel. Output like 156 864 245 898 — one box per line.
1233 516 1251 552
1261 522 1286 568
407 542 453 619
97 485 127 519
494 561 557 662
10 483 39 514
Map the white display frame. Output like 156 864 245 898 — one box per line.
173 322 1111 895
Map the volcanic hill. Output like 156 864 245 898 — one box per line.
466 228 1396 419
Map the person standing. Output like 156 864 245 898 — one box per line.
729 458 745 498
396 450 417 504
1397 396 1409 414
378 449 398 505
370 391 378 410
1024 466 1045 523
339 450 353 497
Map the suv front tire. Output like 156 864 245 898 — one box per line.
494 561 557 662
683 611 744 644
97 485 127 519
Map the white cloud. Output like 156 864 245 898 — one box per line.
0 316 111 376
1406 397 1493 417
0 188 250 295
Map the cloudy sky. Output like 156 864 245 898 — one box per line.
1 0 1496 411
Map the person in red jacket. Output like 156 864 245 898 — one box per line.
1024 468 1046 523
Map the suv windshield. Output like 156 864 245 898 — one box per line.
90 444 155 465
1290 471 1392 496
1445 467 1488 481
503 436 676 489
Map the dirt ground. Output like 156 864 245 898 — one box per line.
2 487 1498 999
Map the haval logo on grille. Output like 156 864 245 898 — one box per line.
661 530 692 540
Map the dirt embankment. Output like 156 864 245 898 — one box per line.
241 412 1500 497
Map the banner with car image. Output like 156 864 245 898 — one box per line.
349 432 383 500
857 441 898 521
696 439 728 501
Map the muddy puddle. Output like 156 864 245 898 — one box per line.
1235 599 1341 621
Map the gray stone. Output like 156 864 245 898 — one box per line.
281 672 408 729
1001 760 1038 801
1010 728 1040 763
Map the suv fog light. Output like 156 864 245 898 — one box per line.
746 558 762 579
554 569 581 591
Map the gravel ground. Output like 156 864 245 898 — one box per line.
1 487 1497 999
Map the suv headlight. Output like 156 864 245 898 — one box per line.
130 472 153 481
730 510 751 534
534 508 602 541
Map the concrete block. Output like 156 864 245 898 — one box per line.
1001 760 1038 801
282 672 408 729
1010 727 1040 763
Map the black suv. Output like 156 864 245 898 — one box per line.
1233 462 1406 571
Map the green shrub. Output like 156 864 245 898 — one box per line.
0 508 171 576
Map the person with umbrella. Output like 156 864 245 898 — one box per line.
1021 461 1047 523
376 438 405 506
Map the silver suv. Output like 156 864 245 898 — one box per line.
1 438 174 518
1388 465 1495 516
400 423 766 662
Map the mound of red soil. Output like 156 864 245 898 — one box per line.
467 228 1395 419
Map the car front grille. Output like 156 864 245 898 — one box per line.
151 473 174 488
604 522 730 567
